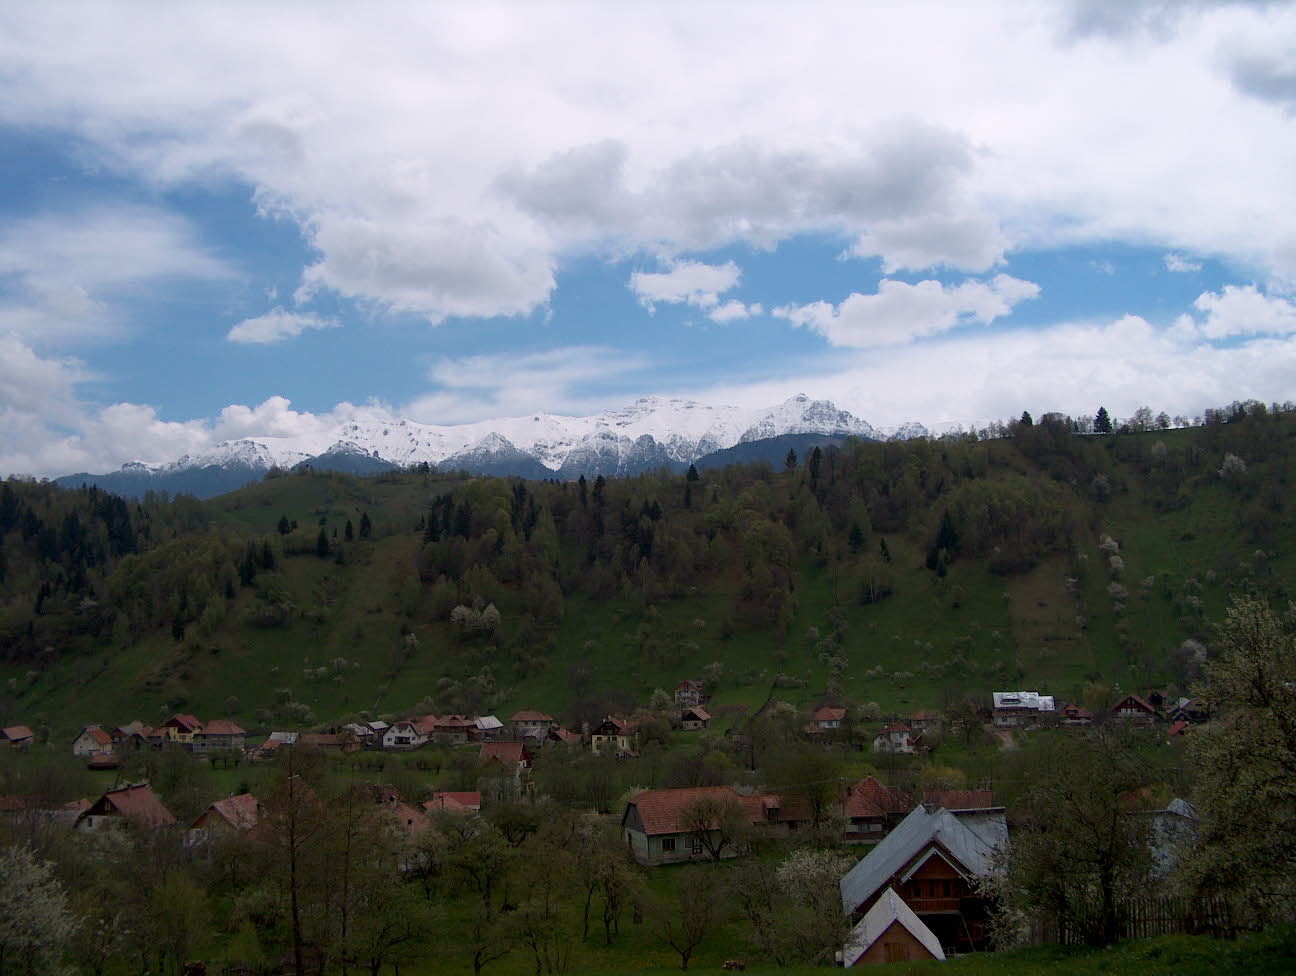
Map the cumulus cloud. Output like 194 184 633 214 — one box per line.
227 307 337 344
1 2 1295 317
774 275 1040 348
629 260 742 310
708 300 763 324
1189 284 1296 337
1165 252 1203 272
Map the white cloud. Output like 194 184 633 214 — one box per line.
4 3 1294 318
629 260 742 310
774 275 1040 348
0 206 234 344
227 307 337 344
1190 284 1296 338
708 300 763 324
1165 252 1203 272
407 346 652 425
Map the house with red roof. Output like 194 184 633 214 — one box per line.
873 722 920 755
193 718 246 755
72 725 114 759
590 717 639 757
509 709 555 736
1113 694 1157 723
811 705 848 730
674 679 706 707
479 741 534 802
75 783 176 831
622 785 767 865
161 714 204 746
423 791 482 814
547 726 582 747
193 793 261 833
906 710 942 735
680 706 710 731
1058 702 1094 726
0 725 33 749
431 714 477 744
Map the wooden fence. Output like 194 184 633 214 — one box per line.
1028 895 1236 945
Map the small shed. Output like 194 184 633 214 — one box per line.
842 887 945 966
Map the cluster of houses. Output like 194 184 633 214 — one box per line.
70 715 248 767
991 689 1204 735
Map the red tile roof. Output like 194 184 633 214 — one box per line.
479 741 531 766
510 710 553 722
423 791 482 813
548 727 582 745
1168 720 1189 737
813 706 847 721
197 793 260 831
851 777 914 816
1115 694 1156 714
80 783 176 828
166 714 203 732
922 789 995 810
1060 702 1094 718
682 706 711 722
80 726 113 745
201 719 245 736
880 721 912 734
624 786 754 836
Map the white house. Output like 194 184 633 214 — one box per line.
992 691 1055 727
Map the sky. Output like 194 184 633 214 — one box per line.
3 0 1296 477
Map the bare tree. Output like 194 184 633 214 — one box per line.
678 794 748 861
650 868 727 971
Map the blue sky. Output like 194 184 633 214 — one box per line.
2 0 1296 476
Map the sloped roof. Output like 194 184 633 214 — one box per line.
675 679 702 691
201 718 245 736
1116 693 1156 713
479 741 530 765
813 706 847 721
436 714 476 729
851 776 913 816
80 783 176 828
1168 720 1189 736
1060 702 1094 718
166 714 203 731
549 727 582 744
682 706 711 721
909 710 941 721
922 789 995 810
623 786 752 836
367 720 390 732
267 731 298 743
595 716 638 734
510 710 553 722
387 800 431 836
79 726 113 745
423 791 482 813
198 793 260 831
840 805 1006 914
475 715 504 731
1 725 33 741
842 887 946 966
880 721 912 734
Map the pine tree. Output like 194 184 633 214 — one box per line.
277 515 291 535
784 448 798 471
359 512 372 539
1020 411 1033 427
316 527 330 559
1095 406 1113 434
686 464 699 482
344 519 354 542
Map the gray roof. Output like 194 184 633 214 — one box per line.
475 715 504 731
841 887 945 966
993 691 1055 711
367 721 390 732
840 805 1007 914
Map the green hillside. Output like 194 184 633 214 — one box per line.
2 405 1293 738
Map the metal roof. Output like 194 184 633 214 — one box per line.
841 887 945 966
840 805 1007 914
475 715 504 731
992 691 1055 711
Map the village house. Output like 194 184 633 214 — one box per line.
0 724 33 749
478 741 534 803
680 706 711 731
367 719 390 738
839 803 1008 955
622 785 765 865
192 718 246 755
111 721 161 752
509 710 555 737
1058 702 1094 726
811 705 847 731
192 793 261 834
991 691 1055 727
72 725 114 759
1113 694 1157 723
674 679 706 707
841 887 946 967
844 777 915 840
547 726 582 747
590 717 639 757
873 722 920 755
75 783 177 831
906 711 942 735
474 715 504 739
160 714 204 747
299 732 360 753
382 717 430 750
423 791 482 814
431 714 477 744
1169 698 1205 723
1146 689 1169 712
341 722 376 746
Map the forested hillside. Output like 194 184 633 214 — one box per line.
2 403 1293 737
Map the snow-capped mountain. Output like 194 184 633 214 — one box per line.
55 394 889 498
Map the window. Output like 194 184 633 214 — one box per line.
690 836 703 854
660 837 676 852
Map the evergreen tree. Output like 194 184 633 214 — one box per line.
261 538 275 570
344 519 354 542
848 523 865 553
316 527 330 559
808 446 823 486
277 515 291 535
784 448 798 471
1095 406 1113 434
359 512 372 539
686 464 699 482
1020 411 1033 427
